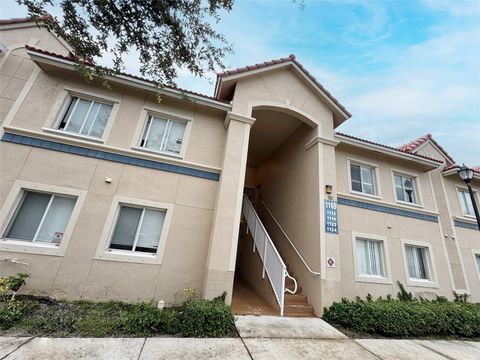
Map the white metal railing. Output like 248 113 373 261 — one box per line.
242 195 297 316
260 200 321 277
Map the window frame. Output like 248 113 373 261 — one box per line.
94 195 173 265
139 115 187 155
391 169 423 207
456 185 476 218
3 191 77 244
347 158 382 199
107 204 166 254
401 239 438 288
351 232 392 284
43 87 119 144
0 181 86 256
472 250 480 284
131 107 192 160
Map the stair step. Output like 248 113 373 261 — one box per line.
285 293 308 304
285 313 316 318
284 303 315 315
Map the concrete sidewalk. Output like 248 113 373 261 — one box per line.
1 316 479 359
2 336 479 360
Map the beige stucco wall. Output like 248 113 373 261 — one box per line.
415 142 449 164
6 70 227 169
0 24 71 55
0 142 219 304
334 143 480 301
256 123 323 311
335 143 437 211
337 203 454 299
0 25 230 303
457 225 480 302
442 175 480 301
1 24 478 311
231 68 335 138
0 24 70 123
223 65 346 315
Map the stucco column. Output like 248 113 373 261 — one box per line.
318 138 343 312
202 111 255 303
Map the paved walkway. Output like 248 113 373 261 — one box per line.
1 316 479 359
231 277 278 316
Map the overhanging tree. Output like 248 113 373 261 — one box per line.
18 0 234 88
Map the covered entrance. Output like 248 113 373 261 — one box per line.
232 108 321 317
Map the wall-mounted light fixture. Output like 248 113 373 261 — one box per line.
325 185 333 194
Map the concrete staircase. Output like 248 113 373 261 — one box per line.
284 275 315 317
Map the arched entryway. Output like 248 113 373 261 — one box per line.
232 106 322 317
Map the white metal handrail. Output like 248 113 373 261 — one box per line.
260 200 321 277
242 195 296 316
285 272 298 294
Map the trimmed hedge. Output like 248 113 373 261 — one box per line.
180 298 235 337
0 296 235 337
322 297 480 338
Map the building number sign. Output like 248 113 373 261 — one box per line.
325 200 338 234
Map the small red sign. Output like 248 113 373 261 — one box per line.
327 257 335 268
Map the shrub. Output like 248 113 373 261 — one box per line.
119 302 179 336
453 291 469 303
20 301 78 336
0 298 38 330
0 273 30 302
323 293 480 338
179 298 235 337
70 301 127 337
0 294 234 337
396 281 413 302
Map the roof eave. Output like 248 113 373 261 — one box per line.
0 20 38 30
335 134 442 168
442 168 480 180
27 49 232 112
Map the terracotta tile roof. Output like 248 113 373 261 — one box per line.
398 133 455 164
335 132 443 164
24 45 230 105
443 163 480 174
217 54 297 78
216 54 351 118
398 133 432 152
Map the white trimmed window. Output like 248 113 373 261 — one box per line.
394 174 417 204
350 163 376 195
3 191 76 244
405 244 430 280
108 205 166 254
356 238 385 276
457 189 475 216
140 115 186 155
476 254 480 273
57 96 113 138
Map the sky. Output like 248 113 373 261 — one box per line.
2 0 479 165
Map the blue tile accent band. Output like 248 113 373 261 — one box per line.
337 197 438 223
1 133 220 181
454 220 479 231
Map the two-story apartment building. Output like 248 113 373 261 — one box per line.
0 18 478 317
